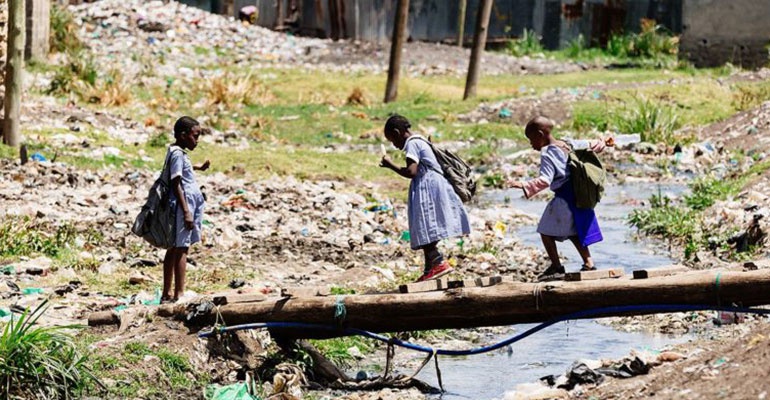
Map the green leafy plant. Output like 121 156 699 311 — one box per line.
0 300 98 399
50 4 83 54
507 29 544 57
613 96 680 144
627 19 678 59
0 216 76 258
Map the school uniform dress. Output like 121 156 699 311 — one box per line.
403 135 471 250
521 143 602 247
167 145 205 248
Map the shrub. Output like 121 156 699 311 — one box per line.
613 96 680 144
0 300 97 399
627 19 678 59
507 29 544 57
50 4 83 54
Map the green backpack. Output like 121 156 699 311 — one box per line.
568 149 606 209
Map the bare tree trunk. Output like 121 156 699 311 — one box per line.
457 0 467 47
383 0 409 103
4 0 25 147
463 0 493 100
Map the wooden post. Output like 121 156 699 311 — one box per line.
463 0 493 100
4 0 25 147
456 0 466 47
383 0 409 103
25 0 50 60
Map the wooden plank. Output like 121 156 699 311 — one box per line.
399 277 450 293
213 293 267 306
633 265 690 279
565 268 624 281
281 287 331 298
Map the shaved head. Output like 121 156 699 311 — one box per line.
525 116 554 137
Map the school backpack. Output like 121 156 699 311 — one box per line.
131 147 181 249
417 137 477 203
567 149 606 209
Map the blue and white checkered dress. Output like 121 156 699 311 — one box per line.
404 136 471 250
167 146 205 248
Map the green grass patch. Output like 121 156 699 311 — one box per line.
309 336 374 370
0 300 97 399
0 216 77 258
630 161 770 259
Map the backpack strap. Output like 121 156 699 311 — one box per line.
161 146 184 185
410 136 445 176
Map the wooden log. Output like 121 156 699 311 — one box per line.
88 310 119 326
179 269 770 336
565 268 624 281
399 277 450 293
633 265 690 279
213 293 267 306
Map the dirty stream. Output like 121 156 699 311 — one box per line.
414 183 690 399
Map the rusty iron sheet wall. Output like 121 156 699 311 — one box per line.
181 0 681 47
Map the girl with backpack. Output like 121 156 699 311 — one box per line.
379 114 471 282
162 116 210 303
509 116 609 282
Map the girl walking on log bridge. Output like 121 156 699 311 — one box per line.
379 114 471 282
509 116 609 282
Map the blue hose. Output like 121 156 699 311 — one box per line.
198 304 770 356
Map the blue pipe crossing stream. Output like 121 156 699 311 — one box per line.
199 304 770 356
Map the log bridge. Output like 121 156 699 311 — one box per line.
92 264 770 338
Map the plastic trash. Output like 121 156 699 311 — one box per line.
493 221 507 237
400 231 410 242
30 153 47 162
21 288 44 295
300 227 309 237
0 265 15 275
498 108 512 119
204 383 260 400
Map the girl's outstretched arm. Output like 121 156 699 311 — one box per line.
379 155 418 179
194 159 211 171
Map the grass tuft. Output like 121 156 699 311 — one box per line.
0 300 97 399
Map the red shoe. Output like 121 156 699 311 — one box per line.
416 261 453 282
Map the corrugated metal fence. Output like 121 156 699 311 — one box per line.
179 0 682 48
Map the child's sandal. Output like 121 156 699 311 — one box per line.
580 264 597 272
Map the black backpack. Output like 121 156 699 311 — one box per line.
416 137 476 203
131 147 181 249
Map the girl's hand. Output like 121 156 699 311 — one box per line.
379 155 392 169
184 211 194 230
195 160 211 171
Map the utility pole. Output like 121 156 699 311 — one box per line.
463 0 493 100
384 0 409 103
457 0 467 47
4 0 25 147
